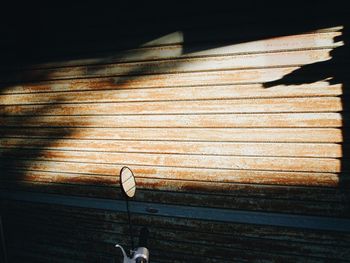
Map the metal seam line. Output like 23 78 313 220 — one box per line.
1 190 349 232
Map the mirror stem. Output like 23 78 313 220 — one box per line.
126 198 134 250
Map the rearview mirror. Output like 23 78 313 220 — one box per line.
120 167 136 198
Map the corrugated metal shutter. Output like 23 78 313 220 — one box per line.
1 3 349 262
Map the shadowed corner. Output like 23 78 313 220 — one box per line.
263 21 350 213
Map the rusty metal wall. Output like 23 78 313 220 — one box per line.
0 3 349 262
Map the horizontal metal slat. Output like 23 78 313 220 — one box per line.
0 138 342 158
1 190 349 232
2 170 346 205
0 97 342 115
1 67 336 93
0 127 342 143
4 200 349 246
0 49 334 83
0 148 341 172
0 113 342 128
5 31 340 70
1 161 340 187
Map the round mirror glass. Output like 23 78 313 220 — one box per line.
120 167 136 198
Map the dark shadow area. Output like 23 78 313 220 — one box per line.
0 3 348 69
